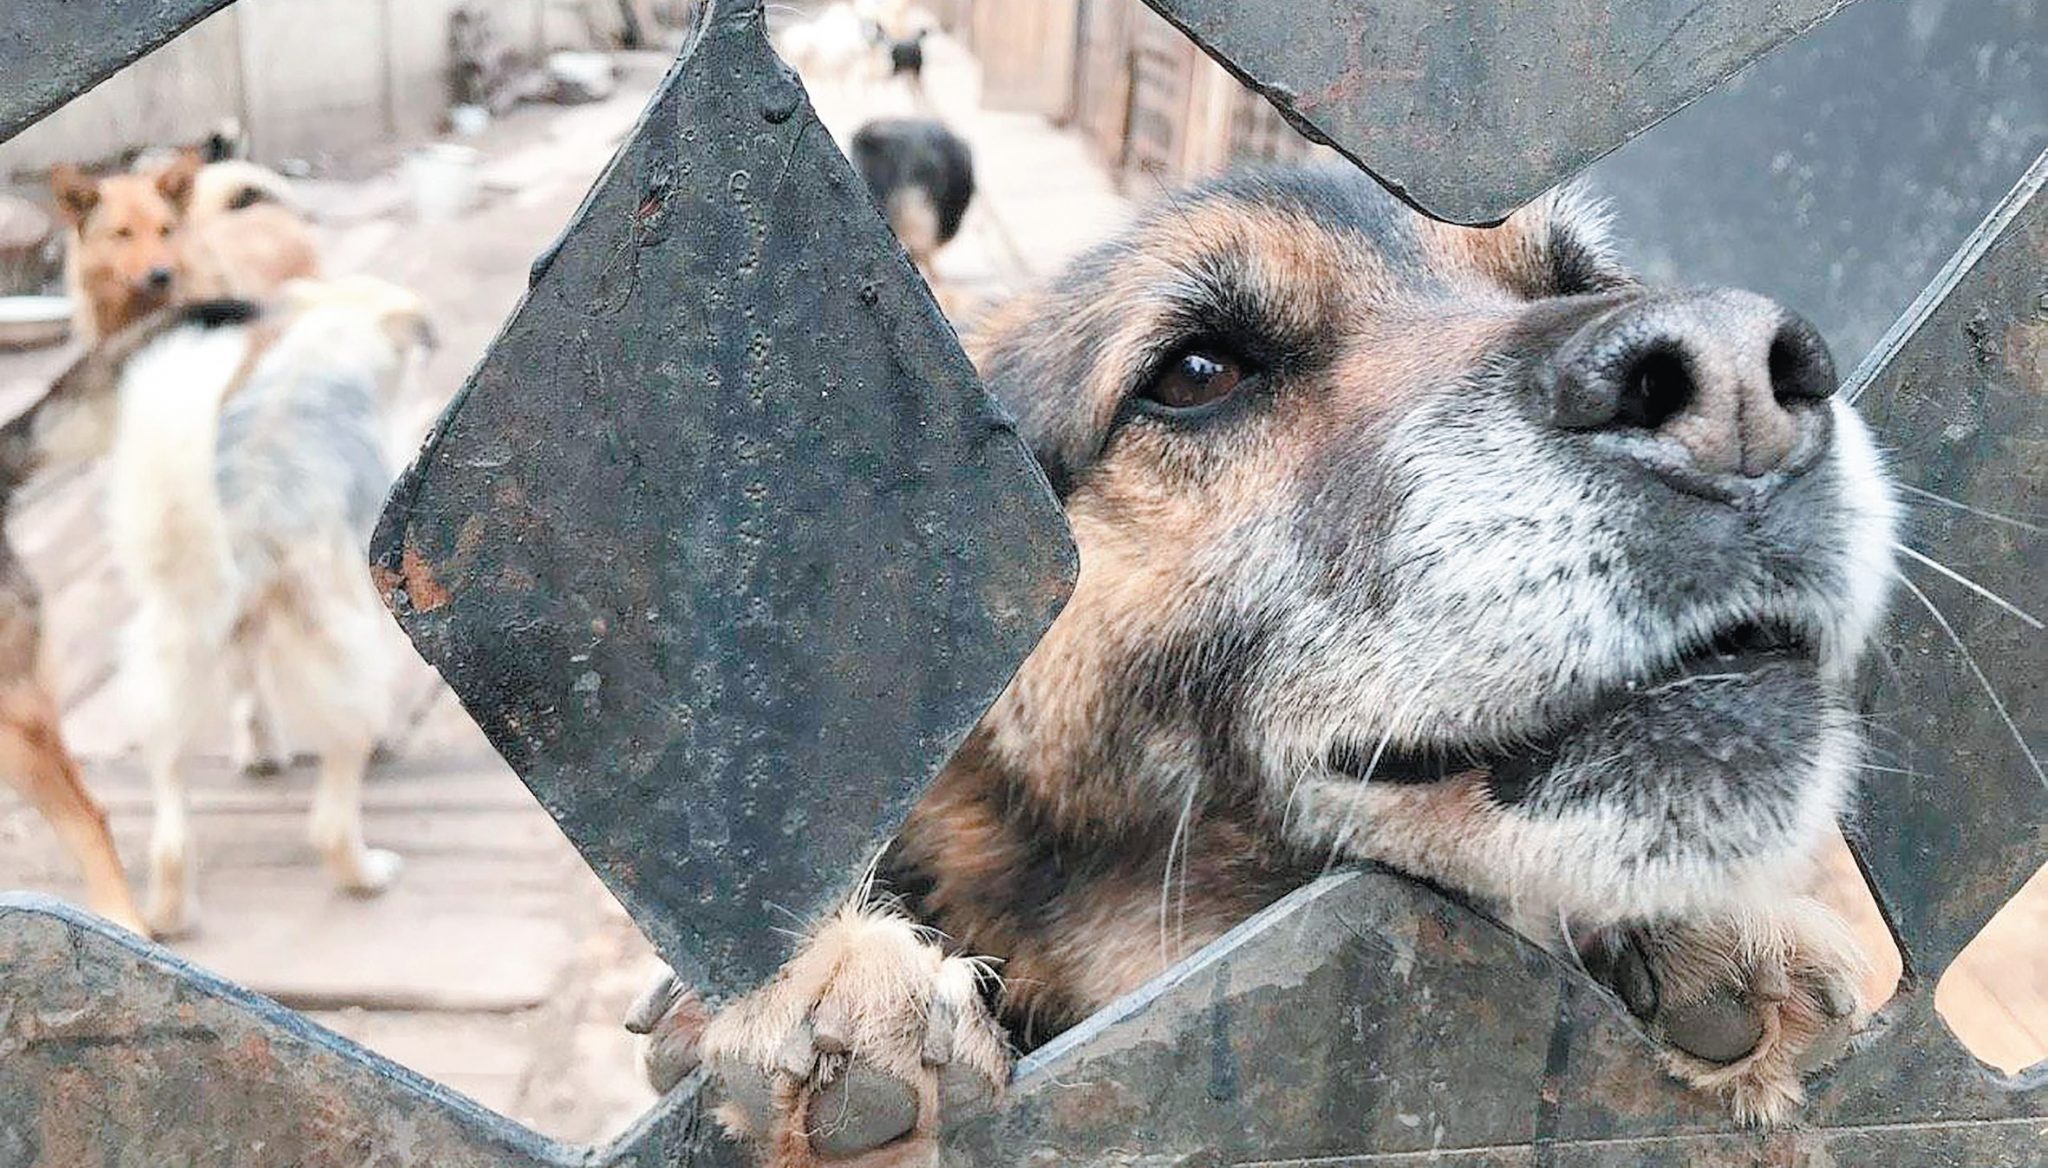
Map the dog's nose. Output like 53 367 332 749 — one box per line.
1547 290 1836 481
144 267 175 291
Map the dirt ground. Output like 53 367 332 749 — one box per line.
0 28 2038 1151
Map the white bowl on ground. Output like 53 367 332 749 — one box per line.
0 296 71 350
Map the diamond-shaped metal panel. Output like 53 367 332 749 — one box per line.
0 1 238 142
370 1 1073 1000
1141 0 1861 224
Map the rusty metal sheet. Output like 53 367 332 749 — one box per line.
0 0 238 143
0 893 747 1168
1139 0 1861 224
371 0 1074 1002
1848 148 2048 978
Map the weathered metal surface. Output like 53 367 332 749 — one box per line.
1588 0 2047 376
1138 0 1861 224
945 864 2048 1165
0 0 238 144
2 1 2045 1165
370 0 1074 1002
1850 148 2048 979
0 893 745 1168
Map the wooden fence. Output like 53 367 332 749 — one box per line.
939 0 1318 190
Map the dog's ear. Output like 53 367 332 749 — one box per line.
153 150 204 212
49 165 101 226
383 301 438 357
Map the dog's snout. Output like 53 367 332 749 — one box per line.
144 266 175 292
1548 291 1836 482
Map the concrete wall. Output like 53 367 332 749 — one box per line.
0 0 562 177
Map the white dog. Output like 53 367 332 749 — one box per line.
97 277 430 936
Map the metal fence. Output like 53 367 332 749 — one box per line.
1 0 2041 1164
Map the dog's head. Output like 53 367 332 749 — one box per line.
971 167 1896 921
51 151 202 333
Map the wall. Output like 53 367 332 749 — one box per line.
0 0 558 177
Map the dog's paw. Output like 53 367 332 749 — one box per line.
143 878 198 940
1581 896 1868 1125
340 847 404 896
696 901 1008 1165
144 832 198 939
238 754 287 780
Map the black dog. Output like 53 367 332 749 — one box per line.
849 117 974 301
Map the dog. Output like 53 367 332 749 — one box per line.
0 314 207 937
49 150 319 344
39 277 429 937
849 118 974 316
629 164 1900 1163
776 0 934 92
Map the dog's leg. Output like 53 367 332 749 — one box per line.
634 898 1008 1168
284 573 401 896
307 733 401 895
125 610 205 938
141 725 197 938
1578 897 1866 1126
227 648 288 778
0 683 147 935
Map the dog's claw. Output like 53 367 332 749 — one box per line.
625 971 686 1034
628 969 710 1093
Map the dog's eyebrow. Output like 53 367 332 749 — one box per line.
1128 248 1326 380
1545 220 1633 296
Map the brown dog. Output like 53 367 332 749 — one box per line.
633 165 1900 1162
50 151 319 344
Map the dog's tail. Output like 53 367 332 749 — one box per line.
187 160 300 223
105 304 263 631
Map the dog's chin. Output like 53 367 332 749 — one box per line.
1327 628 1853 920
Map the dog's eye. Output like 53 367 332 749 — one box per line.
158 224 172 238
1142 345 1249 411
112 226 133 240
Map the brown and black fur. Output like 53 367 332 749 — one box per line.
650 166 1898 1162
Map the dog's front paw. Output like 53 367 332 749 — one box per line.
1582 896 1868 1125
693 901 1008 1166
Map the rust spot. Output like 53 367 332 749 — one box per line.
400 543 453 614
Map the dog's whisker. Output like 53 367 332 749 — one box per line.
1896 483 2047 534
1158 776 1201 965
1891 543 2043 630
1896 574 2045 790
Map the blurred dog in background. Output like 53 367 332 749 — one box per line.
50 137 319 344
850 117 974 317
26 276 431 937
